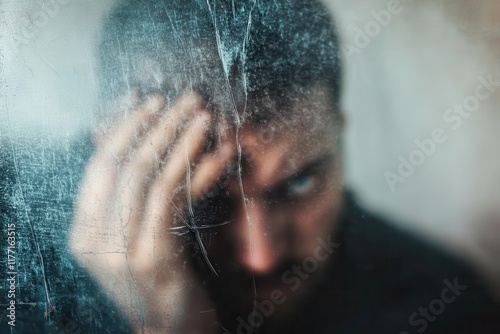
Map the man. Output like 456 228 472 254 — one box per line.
67 0 500 333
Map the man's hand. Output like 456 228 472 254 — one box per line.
69 92 234 333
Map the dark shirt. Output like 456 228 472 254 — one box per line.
272 191 500 334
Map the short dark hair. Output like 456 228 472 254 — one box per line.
97 0 342 120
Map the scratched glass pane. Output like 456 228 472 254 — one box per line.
2 1 500 334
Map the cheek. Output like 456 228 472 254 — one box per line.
289 189 342 258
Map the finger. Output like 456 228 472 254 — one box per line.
96 95 165 163
166 92 206 134
79 96 164 249
117 93 206 243
129 113 211 269
189 142 236 198
127 92 206 178
155 112 212 212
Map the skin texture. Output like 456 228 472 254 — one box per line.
69 86 344 333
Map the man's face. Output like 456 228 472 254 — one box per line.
196 85 344 313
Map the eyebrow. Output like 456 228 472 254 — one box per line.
270 152 335 191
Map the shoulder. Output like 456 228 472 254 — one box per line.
339 191 464 282
330 190 500 334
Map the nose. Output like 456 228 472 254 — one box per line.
233 198 279 275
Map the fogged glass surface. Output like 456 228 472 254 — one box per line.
1 1 500 333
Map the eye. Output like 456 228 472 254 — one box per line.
286 173 316 197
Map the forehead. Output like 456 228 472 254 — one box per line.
240 83 338 148
242 83 336 124
234 85 339 189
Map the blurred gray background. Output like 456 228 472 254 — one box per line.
2 0 500 296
